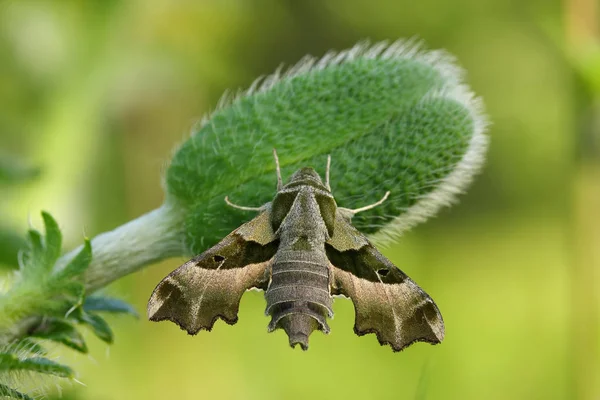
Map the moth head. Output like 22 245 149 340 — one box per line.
286 167 325 187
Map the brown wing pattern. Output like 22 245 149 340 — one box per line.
147 210 278 334
327 213 444 351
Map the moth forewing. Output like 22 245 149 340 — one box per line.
147 209 278 334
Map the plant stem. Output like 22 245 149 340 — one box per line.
54 202 188 292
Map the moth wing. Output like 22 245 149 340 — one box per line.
148 208 278 334
326 212 444 351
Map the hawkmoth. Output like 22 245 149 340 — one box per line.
147 151 444 351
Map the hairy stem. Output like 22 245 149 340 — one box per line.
54 202 188 292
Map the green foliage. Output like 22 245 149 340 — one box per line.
0 212 137 399
0 354 74 378
76 311 113 344
83 295 139 318
30 318 88 353
9 339 46 357
0 212 90 326
166 41 486 253
0 384 34 400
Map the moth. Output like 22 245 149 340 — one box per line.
148 151 444 351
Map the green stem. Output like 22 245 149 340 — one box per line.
55 202 188 292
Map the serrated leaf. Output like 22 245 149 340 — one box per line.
30 319 88 354
0 384 34 400
53 239 91 282
79 312 113 344
84 296 138 318
41 212 62 268
0 354 73 378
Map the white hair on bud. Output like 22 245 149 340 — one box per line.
194 38 476 129
370 87 488 247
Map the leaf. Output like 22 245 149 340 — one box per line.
78 312 113 344
30 319 88 353
59 282 86 306
0 353 73 378
84 295 138 317
11 338 47 356
21 230 43 273
41 212 62 268
0 384 35 400
53 238 91 282
18 212 67 279
16 229 44 281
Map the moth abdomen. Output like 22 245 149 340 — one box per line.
265 249 333 349
269 304 328 351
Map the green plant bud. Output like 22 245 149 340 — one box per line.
165 39 488 253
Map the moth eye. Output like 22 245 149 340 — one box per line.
213 255 225 263
377 269 389 277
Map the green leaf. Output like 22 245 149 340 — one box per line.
78 312 113 344
41 212 62 268
53 238 91 282
84 295 138 317
30 319 88 353
0 384 35 400
59 282 86 306
0 212 93 343
0 353 73 378
17 229 45 281
22 230 43 271
26 230 43 252
11 338 47 356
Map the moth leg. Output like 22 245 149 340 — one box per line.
272 148 283 190
341 191 391 215
224 196 263 212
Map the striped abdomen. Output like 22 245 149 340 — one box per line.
265 247 333 350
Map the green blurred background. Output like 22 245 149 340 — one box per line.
1 0 599 399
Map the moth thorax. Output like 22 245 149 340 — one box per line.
265 249 333 350
272 188 336 242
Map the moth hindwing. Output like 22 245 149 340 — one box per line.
147 151 445 352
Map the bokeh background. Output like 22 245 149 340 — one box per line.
1 0 599 399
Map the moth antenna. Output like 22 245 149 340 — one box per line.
325 154 331 190
273 148 283 190
346 191 391 214
224 196 263 212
